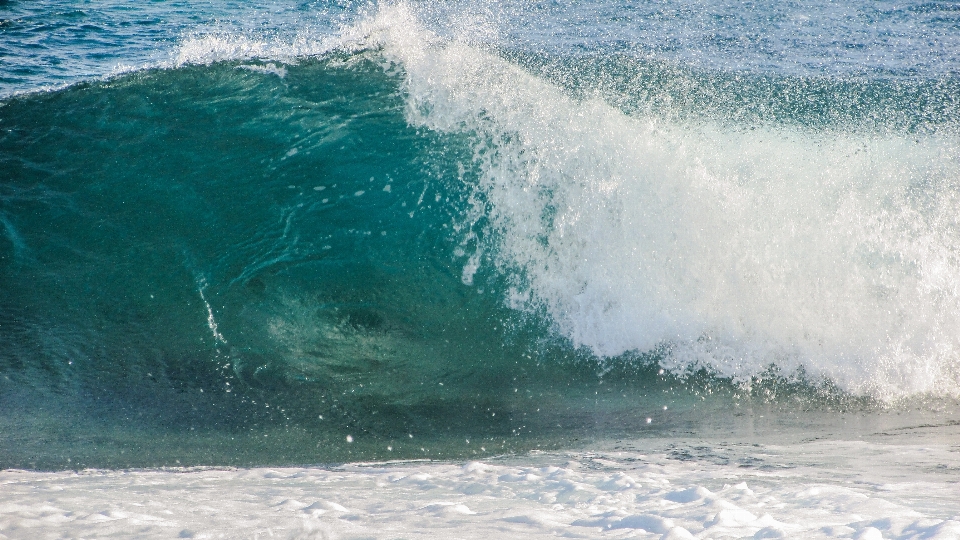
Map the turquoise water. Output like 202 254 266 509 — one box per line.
1 0 959 470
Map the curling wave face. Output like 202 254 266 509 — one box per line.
1 1 959 469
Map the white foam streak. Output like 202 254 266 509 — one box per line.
362 4 960 399
171 32 337 67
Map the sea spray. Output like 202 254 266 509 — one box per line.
360 3 960 399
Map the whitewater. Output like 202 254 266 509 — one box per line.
357 4 960 398
2 0 960 537
3 439 960 539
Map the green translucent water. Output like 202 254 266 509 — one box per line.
2 47 958 470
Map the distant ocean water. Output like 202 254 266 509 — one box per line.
1 0 959 470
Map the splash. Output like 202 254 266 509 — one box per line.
356 4 960 399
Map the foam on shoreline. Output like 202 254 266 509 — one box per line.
2 439 958 539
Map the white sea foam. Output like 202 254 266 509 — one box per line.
353 4 960 400
171 32 334 67
238 62 288 78
1 441 957 539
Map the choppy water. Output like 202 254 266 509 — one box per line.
1 0 959 470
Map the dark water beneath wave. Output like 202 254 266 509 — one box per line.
0 56 678 468
2 2 959 470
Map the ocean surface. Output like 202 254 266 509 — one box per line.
2 0 960 472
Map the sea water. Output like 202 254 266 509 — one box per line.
1 0 959 536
